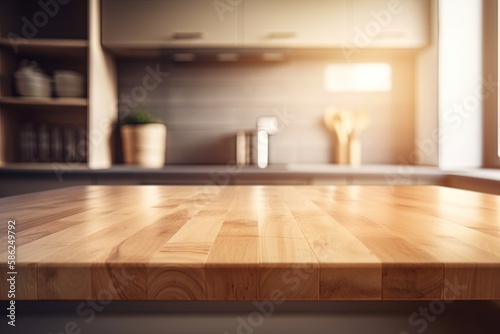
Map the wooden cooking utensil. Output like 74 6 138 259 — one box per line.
324 108 370 165
324 107 348 163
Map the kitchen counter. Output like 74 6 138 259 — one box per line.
1 185 499 301
0 164 447 197
0 163 445 177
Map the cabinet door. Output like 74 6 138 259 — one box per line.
346 0 429 48
102 0 238 47
242 0 348 47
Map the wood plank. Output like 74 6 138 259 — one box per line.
0 97 87 107
0 185 499 301
259 237 319 300
147 187 235 300
301 187 443 300
217 186 259 237
92 205 194 300
205 236 259 300
283 188 382 300
0 263 37 300
204 188 260 300
256 187 305 239
0 37 88 49
337 186 500 299
35 209 168 299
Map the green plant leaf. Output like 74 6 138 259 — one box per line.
122 109 161 125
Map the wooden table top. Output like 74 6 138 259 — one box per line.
1 185 499 301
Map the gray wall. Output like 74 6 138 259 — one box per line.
117 51 415 165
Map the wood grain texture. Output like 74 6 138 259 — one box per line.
1 185 500 301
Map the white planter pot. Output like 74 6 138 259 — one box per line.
121 124 166 168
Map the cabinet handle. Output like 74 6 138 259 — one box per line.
266 31 297 39
171 32 205 40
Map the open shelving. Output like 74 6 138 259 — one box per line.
0 37 88 53
0 0 116 169
0 96 88 107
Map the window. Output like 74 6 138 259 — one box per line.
324 63 392 92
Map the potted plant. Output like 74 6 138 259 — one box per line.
121 109 166 168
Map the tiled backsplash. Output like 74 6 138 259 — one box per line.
117 52 415 164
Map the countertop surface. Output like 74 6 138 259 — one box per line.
0 163 446 177
1 185 499 301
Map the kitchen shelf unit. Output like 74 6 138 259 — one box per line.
0 37 88 55
0 0 116 169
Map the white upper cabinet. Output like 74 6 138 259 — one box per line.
101 0 429 49
102 0 238 48
346 0 430 48
242 0 348 47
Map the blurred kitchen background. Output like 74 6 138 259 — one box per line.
0 0 499 197
117 53 413 164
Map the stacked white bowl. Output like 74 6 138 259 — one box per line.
14 63 51 98
53 70 85 97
